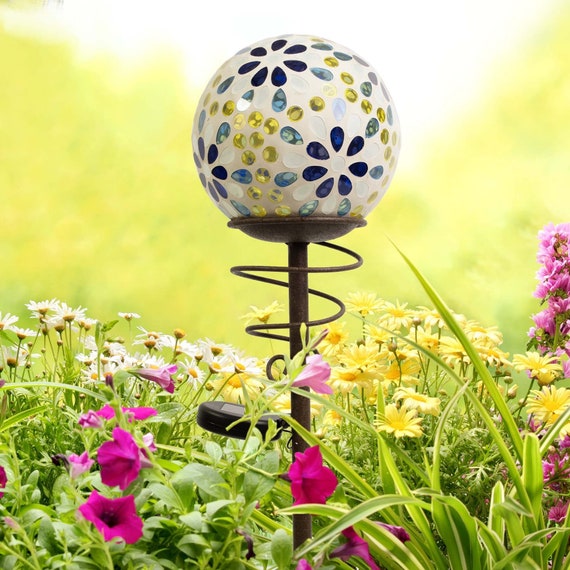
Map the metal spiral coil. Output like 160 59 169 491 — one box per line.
230 241 363 344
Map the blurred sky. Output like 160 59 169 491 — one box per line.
2 0 564 171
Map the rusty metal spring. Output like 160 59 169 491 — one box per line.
230 241 363 344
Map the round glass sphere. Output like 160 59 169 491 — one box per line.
192 34 400 221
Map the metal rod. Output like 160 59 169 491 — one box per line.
230 237 364 549
287 241 312 548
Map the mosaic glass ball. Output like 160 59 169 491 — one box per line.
192 34 400 220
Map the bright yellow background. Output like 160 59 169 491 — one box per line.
1 4 569 357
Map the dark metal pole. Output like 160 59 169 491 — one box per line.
288 241 312 548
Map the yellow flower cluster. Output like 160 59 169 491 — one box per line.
319 293 516 439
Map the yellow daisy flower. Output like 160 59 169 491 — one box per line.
526 385 570 425
329 366 375 394
474 343 511 368
376 404 423 438
336 338 382 373
513 352 563 386
344 291 384 317
414 306 447 330
240 301 284 326
364 322 394 346
379 300 414 330
407 326 440 353
393 387 441 416
319 321 350 357
323 409 343 426
382 354 421 386
209 373 264 404
464 321 503 347
438 337 470 367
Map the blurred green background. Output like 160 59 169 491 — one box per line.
0 3 568 357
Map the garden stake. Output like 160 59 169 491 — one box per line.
191 33 401 551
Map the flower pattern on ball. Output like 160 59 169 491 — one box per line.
193 137 229 203
237 38 307 88
303 126 367 198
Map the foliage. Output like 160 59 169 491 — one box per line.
1 223 570 568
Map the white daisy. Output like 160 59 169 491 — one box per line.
0 312 19 330
26 299 60 319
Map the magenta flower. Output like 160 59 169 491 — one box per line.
288 445 337 505
142 432 157 452
292 354 333 395
377 521 411 543
68 451 94 479
96 404 157 422
78 490 143 544
0 465 7 498
548 500 569 523
331 526 380 570
133 364 177 393
296 560 313 570
97 427 141 490
78 410 104 429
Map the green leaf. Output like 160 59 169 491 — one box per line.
179 511 203 531
171 463 230 501
271 528 293 570
431 495 483 570
487 481 507 557
521 433 544 533
0 405 48 433
37 517 61 555
393 243 524 459
206 499 235 519
205 441 223 464
475 521 508 565
148 483 185 512
243 468 275 504
492 497 530 546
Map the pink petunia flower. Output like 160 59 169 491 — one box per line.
97 427 141 490
288 445 337 506
133 365 177 393
331 526 380 570
78 490 143 544
68 451 94 479
292 354 333 395
142 432 157 452
0 465 7 499
96 404 157 422
377 521 411 543
78 410 104 429
296 560 313 570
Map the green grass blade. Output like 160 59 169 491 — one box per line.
431 495 483 570
521 433 544 532
0 405 48 433
1 381 105 401
284 498 429 569
488 481 506 541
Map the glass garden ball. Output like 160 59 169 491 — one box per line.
192 34 400 220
